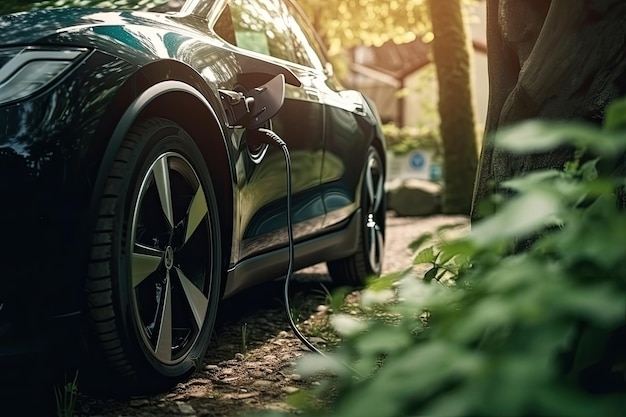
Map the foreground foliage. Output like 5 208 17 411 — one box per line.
268 100 626 417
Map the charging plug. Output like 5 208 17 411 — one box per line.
218 74 285 129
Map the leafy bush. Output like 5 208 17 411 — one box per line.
272 100 626 417
382 123 442 157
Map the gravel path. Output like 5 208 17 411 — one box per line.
76 213 469 417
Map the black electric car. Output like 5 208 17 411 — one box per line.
0 0 386 391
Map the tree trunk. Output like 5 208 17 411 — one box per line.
472 0 626 217
427 0 478 215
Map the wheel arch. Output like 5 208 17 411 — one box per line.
91 80 235 291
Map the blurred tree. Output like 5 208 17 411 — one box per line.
298 0 479 214
426 0 478 214
472 0 626 217
297 0 430 56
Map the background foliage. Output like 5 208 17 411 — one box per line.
270 98 626 417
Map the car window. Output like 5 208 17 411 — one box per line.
214 0 298 63
282 0 326 71
213 0 326 70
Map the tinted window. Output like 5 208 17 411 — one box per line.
214 0 326 70
282 0 325 70
214 0 297 63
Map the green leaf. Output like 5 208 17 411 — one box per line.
603 97 626 130
409 232 433 251
424 267 438 282
367 271 406 291
495 120 595 153
331 314 367 337
413 246 436 264
356 325 412 355
496 120 626 156
470 190 562 247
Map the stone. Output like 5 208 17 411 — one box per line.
282 386 300 394
251 380 274 390
176 401 196 415
386 178 442 216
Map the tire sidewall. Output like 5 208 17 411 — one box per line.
361 146 385 276
110 119 221 383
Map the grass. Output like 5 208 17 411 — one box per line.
54 370 79 417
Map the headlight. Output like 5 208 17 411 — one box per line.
0 47 88 105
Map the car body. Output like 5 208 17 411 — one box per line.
0 0 386 391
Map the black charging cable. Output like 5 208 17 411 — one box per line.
256 128 326 356
257 127 366 380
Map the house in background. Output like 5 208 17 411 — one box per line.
344 2 488 129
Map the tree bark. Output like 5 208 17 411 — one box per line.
427 0 478 215
472 0 626 217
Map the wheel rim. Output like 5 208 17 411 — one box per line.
130 152 214 365
364 151 385 274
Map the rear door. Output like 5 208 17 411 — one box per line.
280 0 374 230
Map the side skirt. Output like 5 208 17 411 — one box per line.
223 209 361 298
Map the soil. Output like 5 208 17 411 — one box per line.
75 213 469 417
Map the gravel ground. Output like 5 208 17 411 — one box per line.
74 213 469 417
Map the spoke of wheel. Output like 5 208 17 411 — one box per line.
176 267 208 330
369 225 383 269
184 185 208 243
153 156 175 229
154 274 173 362
366 160 384 212
131 244 163 288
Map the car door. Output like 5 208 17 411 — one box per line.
279 0 374 230
212 0 326 261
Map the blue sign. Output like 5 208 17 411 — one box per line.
409 151 426 170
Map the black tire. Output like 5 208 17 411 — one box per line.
86 118 221 392
327 146 386 287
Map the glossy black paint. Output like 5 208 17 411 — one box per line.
0 0 385 370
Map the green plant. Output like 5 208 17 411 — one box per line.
54 371 79 417
270 99 626 417
382 123 442 157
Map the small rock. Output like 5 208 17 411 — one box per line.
235 392 260 399
277 331 290 338
387 178 442 216
316 304 329 313
308 337 327 344
204 364 219 371
251 380 273 390
282 386 300 394
289 373 302 381
263 355 277 361
235 353 245 361
176 401 196 415
187 378 211 386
